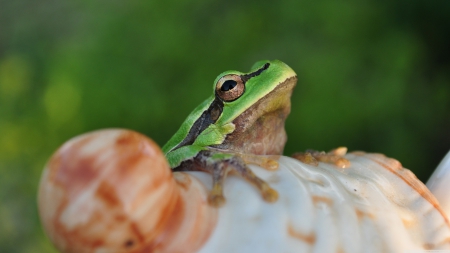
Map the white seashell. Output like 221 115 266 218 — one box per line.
197 153 450 253
38 129 450 253
427 150 450 219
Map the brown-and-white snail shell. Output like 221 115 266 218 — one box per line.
38 129 450 252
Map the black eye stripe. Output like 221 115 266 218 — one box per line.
221 80 237 91
241 63 270 83
172 98 224 150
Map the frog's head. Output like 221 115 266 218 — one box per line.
213 60 298 155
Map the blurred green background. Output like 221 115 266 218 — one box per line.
1 0 449 252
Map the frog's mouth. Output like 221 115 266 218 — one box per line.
213 75 298 155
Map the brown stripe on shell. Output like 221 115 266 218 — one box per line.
38 129 218 253
288 225 316 244
353 152 450 226
312 195 334 206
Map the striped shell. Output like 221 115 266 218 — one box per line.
38 129 450 253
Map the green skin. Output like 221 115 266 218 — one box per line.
162 60 297 205
162 60 297 167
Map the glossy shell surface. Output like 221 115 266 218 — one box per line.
38 129 450 253
197 153 450 252
427 150 450 219
38 129 217 253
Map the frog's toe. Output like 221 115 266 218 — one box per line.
233 162 280 202
208 193 226 207
262 186 279 202
315 151 350 169
208 168 227 207
292 147 351 169
291 152 319 166
333 157 351 168
238 153 280 171
197 151 280 206
329 147 348 156
261 158 279 171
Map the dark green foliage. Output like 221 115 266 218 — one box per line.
0 0 449 251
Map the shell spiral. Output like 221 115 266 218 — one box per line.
38 129 217 253
38 129 450 253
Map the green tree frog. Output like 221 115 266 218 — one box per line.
163 60 297 206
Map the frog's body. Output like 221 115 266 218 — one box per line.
163 60 297 165
162 60 298 206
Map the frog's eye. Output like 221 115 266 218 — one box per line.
215 75 245 102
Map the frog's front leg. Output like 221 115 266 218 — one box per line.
208 147 280 171
292 147 351 168
175 150 278 207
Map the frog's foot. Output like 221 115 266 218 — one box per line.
208 162 229 207
235 153 280 171
228 159 279 203
196 152 278 207
292 147 350 168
